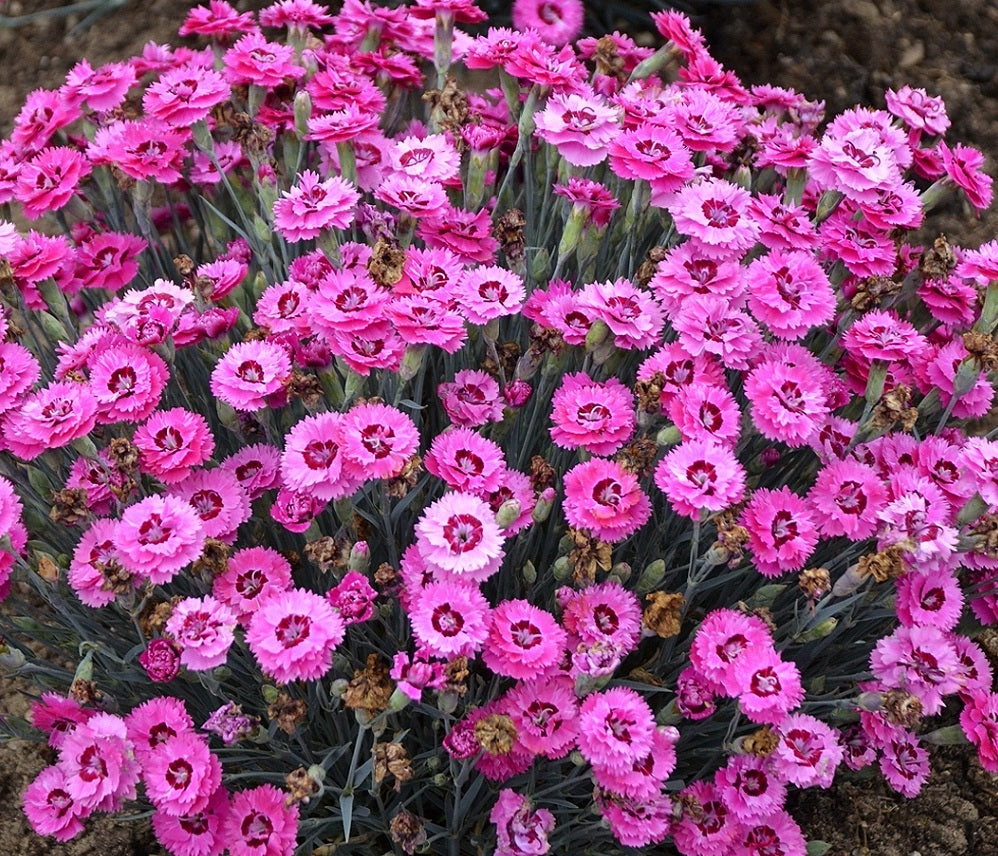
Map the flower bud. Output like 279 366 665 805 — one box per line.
521 560 537 585
609 562 631 584
399 344 428 382
348 541 369 574
532 488 556 523
584 319 610 351
553 556 572 581
635 559 666 595
293 90 313 138
793 616 838 642
0 643 25 672
495 499 522 530
656 425 682 448
388 688 410 713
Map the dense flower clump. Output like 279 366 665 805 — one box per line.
0 2 996 855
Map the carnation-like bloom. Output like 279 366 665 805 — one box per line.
168 469 251 544
138 639 182 684
808 458 888 540
535 87 620 167
22 765 89 842
144 731 222 817
744 355 830 447
689 608 774 691
115 495 206 584
740 487 819 578
714 754 787 821
210 340 291 412
272 170 360 242
870 624 962 715
746 249 836 340
735 647 805 725
482 599 567 680
667 177 760 259
424 427 506 494
88 343 169 424
512 0 584 45
165 596 237 671
213 546 293 624
223 32 305 88
772 713 844 788
58 712 140 811
667 381 742 448
457 265 526 325
550 372 635 456
3 380 99 460
151 785 229 856
490 788 557 856
280 411 364 502
408 580 491 658
222 785 299 856
415 491 505 583
143 63 230 127
15 146 91 220
438 369 504 427
577 687 656 773
654 439 746 519
245 588 345 683
505 677 580 758
339 401 420 481
579 278 664 350
133 407 216 484
68 518 128 609
562 458 651 543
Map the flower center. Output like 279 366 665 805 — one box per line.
442 513 484 554
431 603 464 636
275 613 311 648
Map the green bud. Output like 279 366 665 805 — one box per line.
329 679 349 699
293 90 313 138
922 724 970 746
261 685 281 704
437 690 459 715
628 44 679 82
609 562 631 584
975 280 998 335
387 688 411 713
813 188 844 224
73 648 95 684
656 425 681 447
584 319 610 351
521 560 537 585
348 541 370 574
38 311 70 342
958 493 989 527
635 559 666 595
745 584 788 609
399 344 428 382
864 360 888 405
794 616 838 642
26 466 54 499
70 435 98 459
253 213 271 245
531 491 555 524
0 644 26 672
495 498 522 530
553 556 572 582
191 119 213 152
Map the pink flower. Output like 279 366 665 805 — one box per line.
895 569 963 630
667 381 742 448
11 88 80 155
870 624 961 715
69 231 147 293
960 691 998 773
667 87 744 153
689 609 774 691
482 599 567 680
415 491 505 583
408 580 491 658
29 693 93 750
608 123 695 195
259 0 334 32
2 381 98 461
115 495 206 584
270 487 326 534
885 85 950 136
58 712 140 811
808 458 887 540
222 785 299 856
577 687 656 773
512 0 583 46
740 487 819 578
746 249 836 339
714 755 786 821
151 786 229 856
281 411 361 502
550 372 635 456
272 171 360 242
166 596 237 671
595 789 673 849
732 810 808 856
438 369 504 427
245 588 344 683
654 439 746 519
940 141 993 212
179 1 256 37
67 518 126 609
15 147 91 220
458 266 526 324
168 469 251 544
552 178 620 227
22 766 89 842
592 727 679 801
562 458 651 542
560 580 642 654
327 571 377 625
134 408 216 484
64 59 135 111
879 730 930 798
144 64 230 127
744 356 830 447
416 205 498 265
223 33 305 88
213 546 293 624
339 402 420 480
375 174 449 218
809 124 905 203
0 341 40 414
424 427 506 494
534 88 620 167
490 789 556 856
88 120 189 185
842 309 928 368
145 732 222 817
667 178 759 260
139 638 182 683
671 781 738 856
735 648 805 725
671 293 763 370
89 344 169 425
211 340 291 412
579 278 664 350
221 443 283 500
505 677 580 758
391 133 461 184
772 713 843 788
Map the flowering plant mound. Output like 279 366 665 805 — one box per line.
0 1 997 854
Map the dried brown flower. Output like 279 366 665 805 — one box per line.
367 237 406 287
285 767 321 804
643 591 685 638
422 74 470 138
850 275 901 311
69 679 104 706
303 536 349 575
389 809 427 854
50 488 91 527
374 562 398 590
870 384 918 432
529 455 556 492
882 689 924 729
474 713 517 756
635 245 668 287
286 371 324 408
343 653 393 715
920 233 956 280
616 436 659 478
192 539 230 579
387 454 423 499
741 725 779 757
374 742 414 792
858 545 906 582
567 527 612 585
634 372 665 414
798 567 831 602
442 656 470 697
267 692 307 736
138 595 180 636
963 329 998 372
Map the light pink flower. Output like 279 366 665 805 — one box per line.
608 123 694 195
133 408 216 484
579 278 664 350
671 293 763 370
672 781 739 856
562 458 650 542
714 755 786 821
415 491 505 583
222 785 299 856
151 785 229 856
272 171 360 242
144 64 230 127
577 687 655 773
458 266 526 325
535 88 620 167
744 356 830 447
512 0 583 46
88 120 189 185
340 402 420 481
654 439 746 519
439 369 504 427
482 599 567 680
0 342 41 415
2 381 98 461
490 789 556 856
424 427 506 494
68 518 129 609
22 766 89 842
740 487 819 578
391 133 461 184
885 85 950 135
550 373 635 456
409 580 491 658
246 588 344 683
64 59 136 112
667 177 760 260
145 731 222 817
221 444 283 500
211 340 292 412
505 677 580 758
667 381 741 448
280 411 355 502
416 204 498 265
168 469 251 544
870 624 961 715
166 596 237 671
179 0 256 37
58 712 140 811
88 344 169 424
772 713 844 788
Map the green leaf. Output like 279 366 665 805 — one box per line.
806 842 832 856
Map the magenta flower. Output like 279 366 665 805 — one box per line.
222 785 299 856
579 278 664 350
940 141 993 212
58 712 140 811
563 458 651 543
490 789 556 856
168 469 251 544
179 0 256 37
259 0 335 31
672 781 740 855
482 599 567 680
272 171 360 242
667 178 759 260
133 408 216 484
15 146 91 220
68 518 127 609
151 785 229 856
841 309 928 369
211 340 291 412
22 766 89 842
607 123 694 195
416 205 498 265
2 380 98 461
270 487 326 534
505 677 580 758
137 638 182 684
0 341 40 414
960 691 998 774
223 33 305 88
667 381 742 448
145 731 222 817
11 88 80 154
689 609 775 692
408 580 491 658
424 427 506 494
550 372 635 456
896 565 963 631
213 546 293 624
740 487 819 578
458 265 527 325
114 495 206 584
654 439 746 520
534 87 620 167
735 647 805 725
70 231 147 293
552 178 621 228
245 588 344 683
885 84 950 135
391 133 461 184
166 596 237 671
808 458 887 540
280 411 357 502
439 369 504 428
809 124 905 203
560 580 642 655
327 570 377 625
340 402 420 481
88 344 169 425
592 725 679 802
29 692 93 750
88 120 189 185
596 788 673 849
577 687 656 773
714 755 787 821
415 491 505 583
512 0 583 45
870 624 961 715
671 293 763 370
744 356 830 447
746 249 836 340
144 64 230 127
772 713 844 789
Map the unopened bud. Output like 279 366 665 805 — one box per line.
794 616 838 642
495 499 521 530
636 559 666 595
521 560 537 585
348 541 369 574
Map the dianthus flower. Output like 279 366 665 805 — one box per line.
222 785 299 856
870 623 962 715
745 249 836 339
744 356 830 447
592 726 679 801
2 381 98 461
689 608 774 692
29 693 93 751
88 120 189 185
0 342 40 415
607 123 695 195
595 788 673 849
550 373 635 456
223 33 305 88
145 731 223 817
15 146 91 220
165 596 237 671
457 265 526 324
577 687 656 773
740 487 819 578
637 341 726 409
512 0 583 45
339 401 420 481
212 546 292 625
562 458 651 542
58 712 140 811
675 665 717 720
841 310 928 368
490 789 556 856
68 231 147 293
68 518 129 609
940 141 993 212
210 340 291 412
482 599 567 680
11 88 80 154
772 713 844 788
416 205 498 265
667 381 742 447
326 570 377 625
654 439 746 519
102 279 194 345
114 495 208 585
272 171 360 242
143 64 230 127
671 293 763 370
534 87 620 167
168 469 251 544
133 408 216 484
386 295 468 353
260 0 335 31
138 638 182 684
671 780 738 856
552 177 621 228
714 755 787 821
246 588 344 683
179 0 256 37
808 124 905 203
819 205 899 278
408 580 491 658
579 278 664 349
736 647 805 725
151 785 229 856
88 343 169 424
415 491 505 583
885 85 950 136
424 427 506 494
270 487 326 534
504 677 580 758
22 765 89 842
438 369 504 427
808 458 887 540
960 691 998 773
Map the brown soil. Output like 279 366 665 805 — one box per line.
0 1 996 854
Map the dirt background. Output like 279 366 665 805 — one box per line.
0 0 996 853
